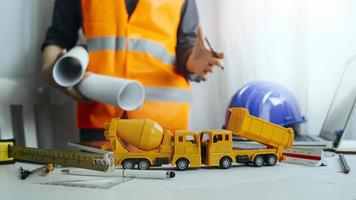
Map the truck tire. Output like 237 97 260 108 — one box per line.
219 156 232 169
253 155 264 167
138 159 150 170
122 159 135 169
265 154 277 166
176 158 189 171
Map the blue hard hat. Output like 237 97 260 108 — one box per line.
227 81 306 127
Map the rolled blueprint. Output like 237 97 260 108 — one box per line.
77 73 145 111
52 46 89 87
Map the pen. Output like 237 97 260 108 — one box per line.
20 163 54 180
62 168 175 179
204 37 224 69
339 154 351 174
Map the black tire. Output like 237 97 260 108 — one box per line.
138 159 150 170
219 156 232 169
122 159 135 169
265 154 277 166
253 155 264 167
176 158 189 171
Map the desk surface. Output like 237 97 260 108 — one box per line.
0 155 355 200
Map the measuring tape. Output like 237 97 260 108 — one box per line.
1 138 114 172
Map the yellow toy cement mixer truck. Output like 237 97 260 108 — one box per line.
101 108 294 170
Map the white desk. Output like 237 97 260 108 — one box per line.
0 155 355 200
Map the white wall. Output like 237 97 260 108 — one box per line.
192 0 308 131
192 0 356 135
303 0 356 135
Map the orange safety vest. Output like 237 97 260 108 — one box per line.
79 0 191 131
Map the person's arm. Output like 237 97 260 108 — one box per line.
176 0 199 79
176 0 224 82
42 0 86 100
42 0 82 51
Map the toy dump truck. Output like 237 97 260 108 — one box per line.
224 108 294 166
102 108 294 170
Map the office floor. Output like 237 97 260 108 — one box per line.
0 155 355 200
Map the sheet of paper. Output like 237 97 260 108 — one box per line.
165 156 347 191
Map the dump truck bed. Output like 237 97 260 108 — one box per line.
227 108 294 149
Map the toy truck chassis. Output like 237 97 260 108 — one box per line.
102 108 294 170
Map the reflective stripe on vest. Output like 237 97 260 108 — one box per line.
87 37 125 51
87 37 176 65
144 86 192 103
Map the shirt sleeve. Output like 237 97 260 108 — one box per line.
176 0 199 80
42 0 82 51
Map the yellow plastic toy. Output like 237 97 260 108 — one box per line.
0 139 15 164
102 107 294 170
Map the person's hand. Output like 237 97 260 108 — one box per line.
71 71 92 102
186 27 224 81
66 85 91 102
42 45 67 85
42 45 90 101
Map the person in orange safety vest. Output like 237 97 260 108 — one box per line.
42 0 224 143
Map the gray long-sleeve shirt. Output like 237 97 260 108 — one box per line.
42 0 199 78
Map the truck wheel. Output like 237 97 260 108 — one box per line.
219 157 232 169
265 154 277 166
176 158 189 171
253 155 264 167
138 159 150 170
122 159 135 169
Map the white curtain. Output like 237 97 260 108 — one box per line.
191 0 356 135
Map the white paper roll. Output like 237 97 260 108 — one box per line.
52 46 89 87
77 73 145 111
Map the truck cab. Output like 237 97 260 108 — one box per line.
172 131 201 170
200 130 235 169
